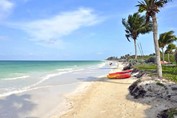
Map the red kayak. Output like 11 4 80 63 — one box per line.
107 73 131 79
109 69 132 76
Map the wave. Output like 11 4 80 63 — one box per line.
0 72 68 98
56 68 74 72
0 81 81 98
0 63 103 98
98 62 107 68
2 75 30 81
0 68 82 98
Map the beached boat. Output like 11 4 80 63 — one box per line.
109 69 132 76
107 73 131 79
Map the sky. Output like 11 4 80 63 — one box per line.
0 0 176 60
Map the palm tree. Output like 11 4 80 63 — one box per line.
159 31 177 62
122 13 152 59
137 0 172 78
165 43 176 62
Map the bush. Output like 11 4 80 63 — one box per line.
175 50 177 65
163 53 175 63
145 57 156 63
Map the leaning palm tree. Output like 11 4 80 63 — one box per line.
137 0 172 78
122 12 152 59
165 43 176 62
159 31 177 62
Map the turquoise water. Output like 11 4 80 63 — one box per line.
0 60 111 117
0 61 103 79
0 60 107 97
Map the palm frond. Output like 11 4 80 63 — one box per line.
122 12 152 42
165 43 176 54
125 35 131 42
158 30 177 48
137 0 172 17
125 30 129 34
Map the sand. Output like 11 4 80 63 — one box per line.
56 77 151 118
52 61 177 118
2 61 169 118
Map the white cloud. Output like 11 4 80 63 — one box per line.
0 0 14 20
16 8 101 48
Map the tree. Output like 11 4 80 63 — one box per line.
175 50 177 65
122 13 152 59
159 31 177 62
137 0 172 78
165 43 176 62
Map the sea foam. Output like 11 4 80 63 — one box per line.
2 75 30 81
0 67 81 98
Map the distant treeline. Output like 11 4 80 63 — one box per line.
107 52 177 64
106 53 156 61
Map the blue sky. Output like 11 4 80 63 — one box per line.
0 0 176 60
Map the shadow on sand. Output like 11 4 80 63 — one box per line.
0 94 36 118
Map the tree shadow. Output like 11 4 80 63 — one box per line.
0 94 36 118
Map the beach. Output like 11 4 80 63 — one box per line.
57 78 151 118
1 61 174 118
55 62 177 118
53 62 151 118
0 61 111 118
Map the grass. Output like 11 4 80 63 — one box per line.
163 65 177 82
167 108 177 118
134 63 177 82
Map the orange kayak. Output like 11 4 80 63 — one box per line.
107 73 131 79
109 69 132 76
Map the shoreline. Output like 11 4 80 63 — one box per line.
51 74 109 118
55 61 177 118
51 62 151 118
0 61 111 118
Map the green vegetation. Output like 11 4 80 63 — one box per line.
122 13 152 59
127 53 176 63
167 108 177 118
156 81 168 89
163 66 177 82
175 50 177 65
159 31 177 62
163 53 176 63
134 63 177 82
163 108 177 118
119 0 176 80
158 108 177 118
137 0 172 78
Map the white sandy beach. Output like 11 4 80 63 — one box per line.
1 61 175 118
52 62 177 118
54 76 151 118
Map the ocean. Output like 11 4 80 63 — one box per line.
0 60 107 98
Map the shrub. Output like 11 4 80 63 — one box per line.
175 50 177 65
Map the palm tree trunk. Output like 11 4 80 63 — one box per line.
134 39 137 60
162 48 164 62
152 14 162 78
168 53 170 62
